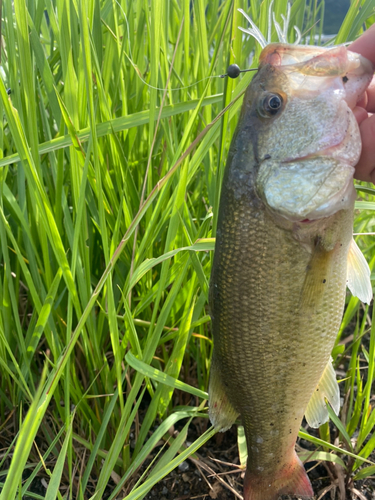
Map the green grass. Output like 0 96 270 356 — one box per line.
0 0 375 499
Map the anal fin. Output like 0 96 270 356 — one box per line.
347 238 372 304
208 354 238 432
305 358 340 428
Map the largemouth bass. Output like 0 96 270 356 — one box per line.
208 37 373 500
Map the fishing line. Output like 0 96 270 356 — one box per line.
114 0 256 91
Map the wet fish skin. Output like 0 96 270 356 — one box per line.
209 45 373 500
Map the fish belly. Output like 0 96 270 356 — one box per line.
209 169 353 499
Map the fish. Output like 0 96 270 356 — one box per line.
208 24 374 500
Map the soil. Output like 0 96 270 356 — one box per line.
140 417 375 500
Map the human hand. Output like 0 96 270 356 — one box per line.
349 25 375 183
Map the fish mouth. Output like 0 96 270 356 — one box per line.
255 44 372 224
263 43 372 164
259 44 374 106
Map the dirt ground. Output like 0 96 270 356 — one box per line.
142 419 375 500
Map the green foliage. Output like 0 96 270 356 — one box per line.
0 0 374 499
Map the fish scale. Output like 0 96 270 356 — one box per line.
211 169 352 496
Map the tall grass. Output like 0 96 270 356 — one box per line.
0 0 374 499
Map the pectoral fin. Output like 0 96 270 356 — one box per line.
208 354 239 432
347 238 372 304
305 358 340 429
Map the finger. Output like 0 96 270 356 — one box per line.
354 114 375 183
356 91 368 109
353 106 368 125
365 80 375 112
349 24 375 67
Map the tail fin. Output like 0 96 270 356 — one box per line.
243 452 313 500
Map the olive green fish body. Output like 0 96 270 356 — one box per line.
210 135 352 494
209 44 373 500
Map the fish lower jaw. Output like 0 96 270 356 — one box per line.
297 179 356 222
258 155 356 227
270 176 356 227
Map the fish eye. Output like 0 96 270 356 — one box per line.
263 94 283 115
